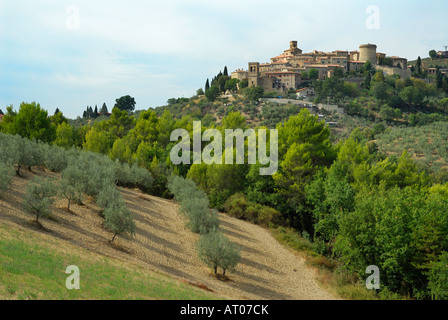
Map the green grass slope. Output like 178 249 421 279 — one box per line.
0 223 220 300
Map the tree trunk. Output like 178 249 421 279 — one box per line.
111 233 117 243
16 165 21 177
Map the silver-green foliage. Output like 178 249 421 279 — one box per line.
96 180 135 242
0 134 40 175
168 175 218 234
0 162 14 196
103 202 136 242
197 227 241 276
180 197 219 234
113 160 153 191
96 182 124 210
167 175 205 203
59 178 83 211
41 143 70 173
23 176 57 223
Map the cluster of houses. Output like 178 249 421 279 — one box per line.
231 41 411 94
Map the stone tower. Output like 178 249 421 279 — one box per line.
359 44 377 65
287 41 302 55
248 62 260 87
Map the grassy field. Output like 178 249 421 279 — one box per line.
0 223 220 300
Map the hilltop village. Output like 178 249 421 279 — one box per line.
231 41 411 93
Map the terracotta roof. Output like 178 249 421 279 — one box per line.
266 71 299 75
272 59 288 65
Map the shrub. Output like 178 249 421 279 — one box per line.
223 192 283 227
23 176 57 224
197 227 241 277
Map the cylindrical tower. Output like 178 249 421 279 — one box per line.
359 44 377 65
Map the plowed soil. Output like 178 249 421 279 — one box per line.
0 167 339 300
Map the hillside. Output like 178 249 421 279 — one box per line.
408 57 448 68
0 167 339 300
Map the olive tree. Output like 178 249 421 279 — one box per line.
104 202 136 243
23 176 57 225
59 178 83 212
180 197 219 234
197 228 241 277
0 162 14 197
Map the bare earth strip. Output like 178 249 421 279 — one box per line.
0 168 339 300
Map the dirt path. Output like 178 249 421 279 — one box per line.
0 168 339 300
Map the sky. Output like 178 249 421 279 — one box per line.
1 0 447 119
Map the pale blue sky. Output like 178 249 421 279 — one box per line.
1 0 447 118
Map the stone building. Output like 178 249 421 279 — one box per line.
232 40 411 93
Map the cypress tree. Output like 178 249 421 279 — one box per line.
205 78 210 92
100 103 108 115
223 66 228 76
416 56 422 75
